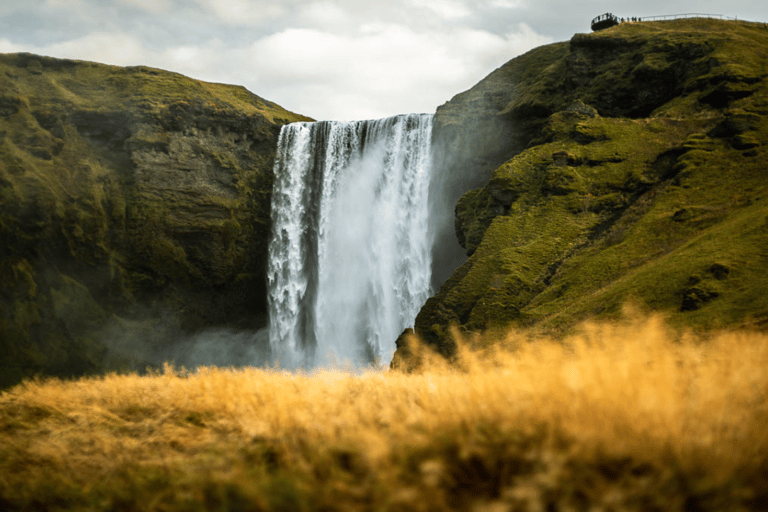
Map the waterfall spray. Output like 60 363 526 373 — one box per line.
268 114 434 368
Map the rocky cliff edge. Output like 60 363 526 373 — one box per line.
0 53 311 387
397 18 768 365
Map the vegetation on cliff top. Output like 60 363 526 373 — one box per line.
1 53 305 122
2 21 768 512
417 18 768 354
0 52 311 388
2 315 767 511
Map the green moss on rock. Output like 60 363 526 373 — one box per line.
0 52 311 388
410 19 768 358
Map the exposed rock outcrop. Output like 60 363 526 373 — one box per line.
4 19 768 380
0 53 311 387
409 19 768 360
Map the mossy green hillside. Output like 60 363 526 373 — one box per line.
0 53 311 388
3 53 302 123
433 18 768 180
525 121 768 334
413 19 768 355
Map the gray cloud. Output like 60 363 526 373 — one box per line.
1 0 765 120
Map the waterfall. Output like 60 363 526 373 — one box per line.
267 114 434 369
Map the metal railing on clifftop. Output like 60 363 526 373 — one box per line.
592 12 766 31
639 13 736 21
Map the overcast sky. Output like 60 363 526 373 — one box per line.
1 1 765 121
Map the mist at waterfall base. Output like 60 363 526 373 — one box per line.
98 114 445 374
268 114 435 369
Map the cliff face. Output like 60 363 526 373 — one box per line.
4 19 767 381
402 19 768 360
0 53 310 387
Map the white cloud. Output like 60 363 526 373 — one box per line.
160 45 217 74
42 0 104 24
44 0 85 8
245 22 551 120
6 0 761 123
488 0 525 8
120 0 173 14
407 0 471 19
0 38 28 53
45 32 149 66
0 33 149 66
298 2 352 30
0 0 555 121
193 0 288 25
0 32 222 83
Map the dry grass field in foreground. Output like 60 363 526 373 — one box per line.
1 314 767 511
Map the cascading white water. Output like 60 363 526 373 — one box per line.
267 114 434 369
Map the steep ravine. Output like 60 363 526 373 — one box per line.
0 53 310 387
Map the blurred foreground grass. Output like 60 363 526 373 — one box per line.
1 313 767 511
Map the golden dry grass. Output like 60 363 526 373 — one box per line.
1 313 767 511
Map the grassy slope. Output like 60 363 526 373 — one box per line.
416 19 768 353
1 316 766 511
2 25 768 511
0 53 305 122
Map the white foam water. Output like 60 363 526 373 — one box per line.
267 114 434 368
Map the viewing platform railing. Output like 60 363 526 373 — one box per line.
638 13 739 22
592 12 765 31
